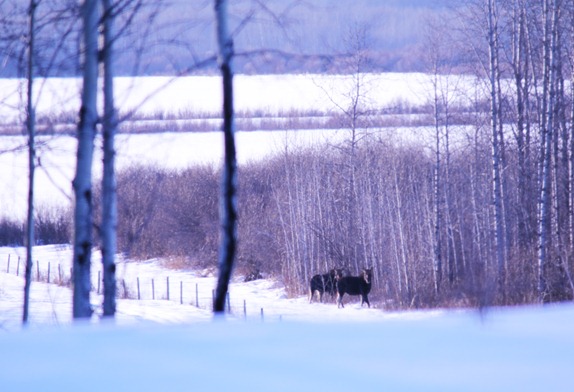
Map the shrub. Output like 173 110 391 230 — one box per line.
0 218 24 246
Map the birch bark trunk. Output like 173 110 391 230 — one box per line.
23 0 37 325
73 0 99 319
101 0 118 318
537 0 558 302
487 0 506 299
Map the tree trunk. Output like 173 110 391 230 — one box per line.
23 0 37 326
513 0 531 248
432 71 442 295
213 0 238 314
488 0 506 300
101 0 117 318
73 0 99 319
538 0 558 303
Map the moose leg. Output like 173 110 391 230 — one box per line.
337 292 344 308
320 277 326 303
361 294 370 308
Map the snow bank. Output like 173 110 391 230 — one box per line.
0 305 572 391
0 245 573 391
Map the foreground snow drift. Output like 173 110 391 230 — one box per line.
0 245 573 391
0 305 572 392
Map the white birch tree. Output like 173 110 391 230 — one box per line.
73 0 99 319
23 0 37 325
487 0 506 298
537 0 559 302
101 0 118 318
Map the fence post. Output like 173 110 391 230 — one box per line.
166 276 170 301
97 271 101 294
58 264 62 284
260 308 264 322
180 281 183 304
195 283 199 307
6 254 10 273
243 299 246 319
36 260 40 280
152 278 155 300
226 292 230 313
137 277 141 300
47 262 51 284
122 279 128 298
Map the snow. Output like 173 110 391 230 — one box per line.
1 74 476 120
0 245 573 391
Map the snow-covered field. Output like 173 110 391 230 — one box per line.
0 245 573 391
0 73 479 220
0 73 476 121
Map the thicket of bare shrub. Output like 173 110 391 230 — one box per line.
103 129 566 309
2 133 567 310
0 207 71 246
2 129 567 309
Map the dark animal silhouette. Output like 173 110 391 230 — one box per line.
336 268 373 308
309 269 341 303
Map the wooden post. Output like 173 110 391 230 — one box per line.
58 264 62 284
243 299 246 319
195 283 199 307
36 260 40 280
122 279 127 298
180 281 183 304
47 262 50 284
166 276 170 301
16 256 20 276
137 277 141 300
6 254 10 273
152 278 155 300
97 270 101 294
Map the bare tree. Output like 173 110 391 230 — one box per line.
23 0 38 326
100 0 118 318
510 0 536 250
487 0 506 299
73 0 99 319
213 0 238 315
537 0 559 302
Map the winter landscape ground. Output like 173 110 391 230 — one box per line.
0 245 573 391
1 75 573 390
